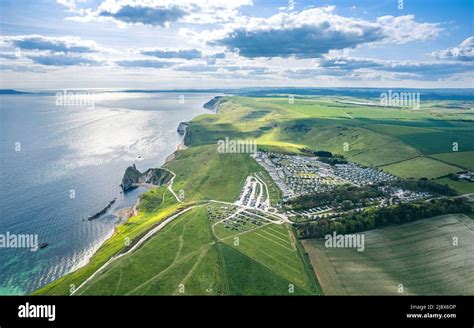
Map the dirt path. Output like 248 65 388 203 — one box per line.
71 204 202 295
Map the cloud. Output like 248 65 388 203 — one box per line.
141 48 202 60
0 35 109 67
57 0 78 11
284 68 342 79
209 52 226 59
27 54 100 66
213 7 382 58
0 53 18 60
203 52 226 64
212 7 441 59
224 65 271 75
116 59 174 68
65 0 253 26
174 64 219 72
0 64 47 72
99 5 187 27
432 37 474 62
319 55 473 79
376 15 442 44
319 56 385 70
2 35 97 53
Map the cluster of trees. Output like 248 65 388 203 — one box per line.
317 156 348 165
390 179 456 196
300 148 348 165
301 148 333 157
287 185 383 211
294 198 471 239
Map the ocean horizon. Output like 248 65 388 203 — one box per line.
0 91 217 294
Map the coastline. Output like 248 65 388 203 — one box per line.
44 97 216 292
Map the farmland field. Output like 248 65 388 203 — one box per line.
302 214 474 295
221 223 317 293
435 177 474 195
379 156 461 179
398 131 474 155
430 151 474 171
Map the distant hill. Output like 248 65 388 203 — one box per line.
0 89 33 95
234 87 474 101
116 87 474 101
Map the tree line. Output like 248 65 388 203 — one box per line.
286 185 383 211
294 198 471 239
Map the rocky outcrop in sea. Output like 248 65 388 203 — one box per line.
121 164 173 192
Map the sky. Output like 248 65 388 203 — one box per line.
0 0 472 89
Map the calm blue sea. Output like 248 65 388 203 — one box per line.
0 91 215 294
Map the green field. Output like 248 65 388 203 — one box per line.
430 151 474 171
72 207 320 295
75 207 225 295
398 131 474 155
380 156 461 179
303 214 474 295
220 223 316 293
435 177 474 195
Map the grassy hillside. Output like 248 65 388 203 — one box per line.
165 144 262 202
72 207 320 295
35 186 182 295
75 207 226 295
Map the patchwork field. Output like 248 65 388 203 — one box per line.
185 96 474 181
302 214 474 295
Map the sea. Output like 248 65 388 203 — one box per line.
0 91 216 294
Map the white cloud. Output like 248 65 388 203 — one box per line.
210 7 442 59
60 0 253 26
212 7 382 58
376 15 442 44
318 54 473 80
0 35 100 53
432 36 474 61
